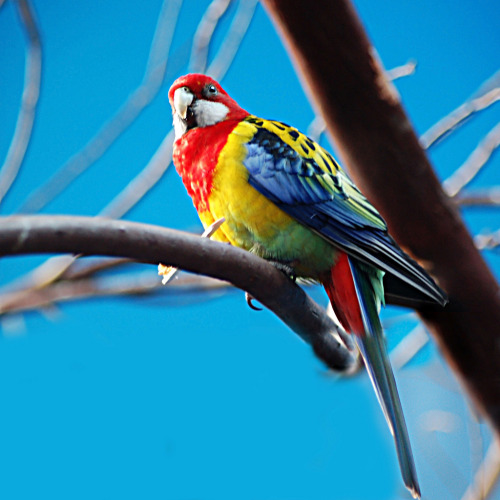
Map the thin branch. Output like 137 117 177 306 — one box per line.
62 257 133 280
189 0 232 73
0 0 41 206
474 231 500 252
456 187 500 207
419 410 468 498
0 270 229 316
306 60 417 143
207 0 258 80
18 0 183 214
390 324 429 371
99 130 174 218
144 0 183 76
0 215 355 371
443 122 500 197
420 71 500 150
307 115 326 143
461 439 500 500
384 60 417 81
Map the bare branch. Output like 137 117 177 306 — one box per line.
62 257 133 280
444 122 500 197
144 0 183 76
18 0 183 214
390 324 429 371
100 130 174 218
384 60 417 81
306 59 417 142
207 0 258 80
421 71 500 150
0 0 41 205
461 439 500 500
0 269 228 316
456 188 500 207
189 0 232 73
306 115 326 143
474 231 500 252
0 215 356 371
0 253 235 315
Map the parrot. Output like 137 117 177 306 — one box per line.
168 73 447 498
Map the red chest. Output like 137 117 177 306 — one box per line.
173 121 240 212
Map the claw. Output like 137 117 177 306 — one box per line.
245 291 263 311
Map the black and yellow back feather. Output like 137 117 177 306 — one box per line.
239 116 446 308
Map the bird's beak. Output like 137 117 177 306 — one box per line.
173 87 194 120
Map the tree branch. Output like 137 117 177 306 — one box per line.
261 0 500 435
0 0 41 206
0 215 356 371
456 188 500 208
189 0 232 73
0 268 228 316
207 0 258 80
443 122 500 197
420 72 500 150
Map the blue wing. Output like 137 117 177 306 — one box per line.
239 116 446 307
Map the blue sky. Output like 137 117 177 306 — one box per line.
0 1 499 499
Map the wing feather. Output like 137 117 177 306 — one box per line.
239 116 447 306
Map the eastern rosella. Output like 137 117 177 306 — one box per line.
168 73 447 498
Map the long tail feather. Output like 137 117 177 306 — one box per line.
349 258 421 499
324 253 421 499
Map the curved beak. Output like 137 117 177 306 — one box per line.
173 87 194 119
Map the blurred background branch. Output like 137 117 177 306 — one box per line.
0 0 41 206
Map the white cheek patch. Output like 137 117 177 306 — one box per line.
193 99 229 127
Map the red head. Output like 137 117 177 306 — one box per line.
168 74 249 140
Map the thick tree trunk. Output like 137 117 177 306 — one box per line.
262 0 500 433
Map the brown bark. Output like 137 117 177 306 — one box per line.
261 0 500 433
0 215 355 370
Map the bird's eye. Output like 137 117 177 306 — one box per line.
203 84 218 97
